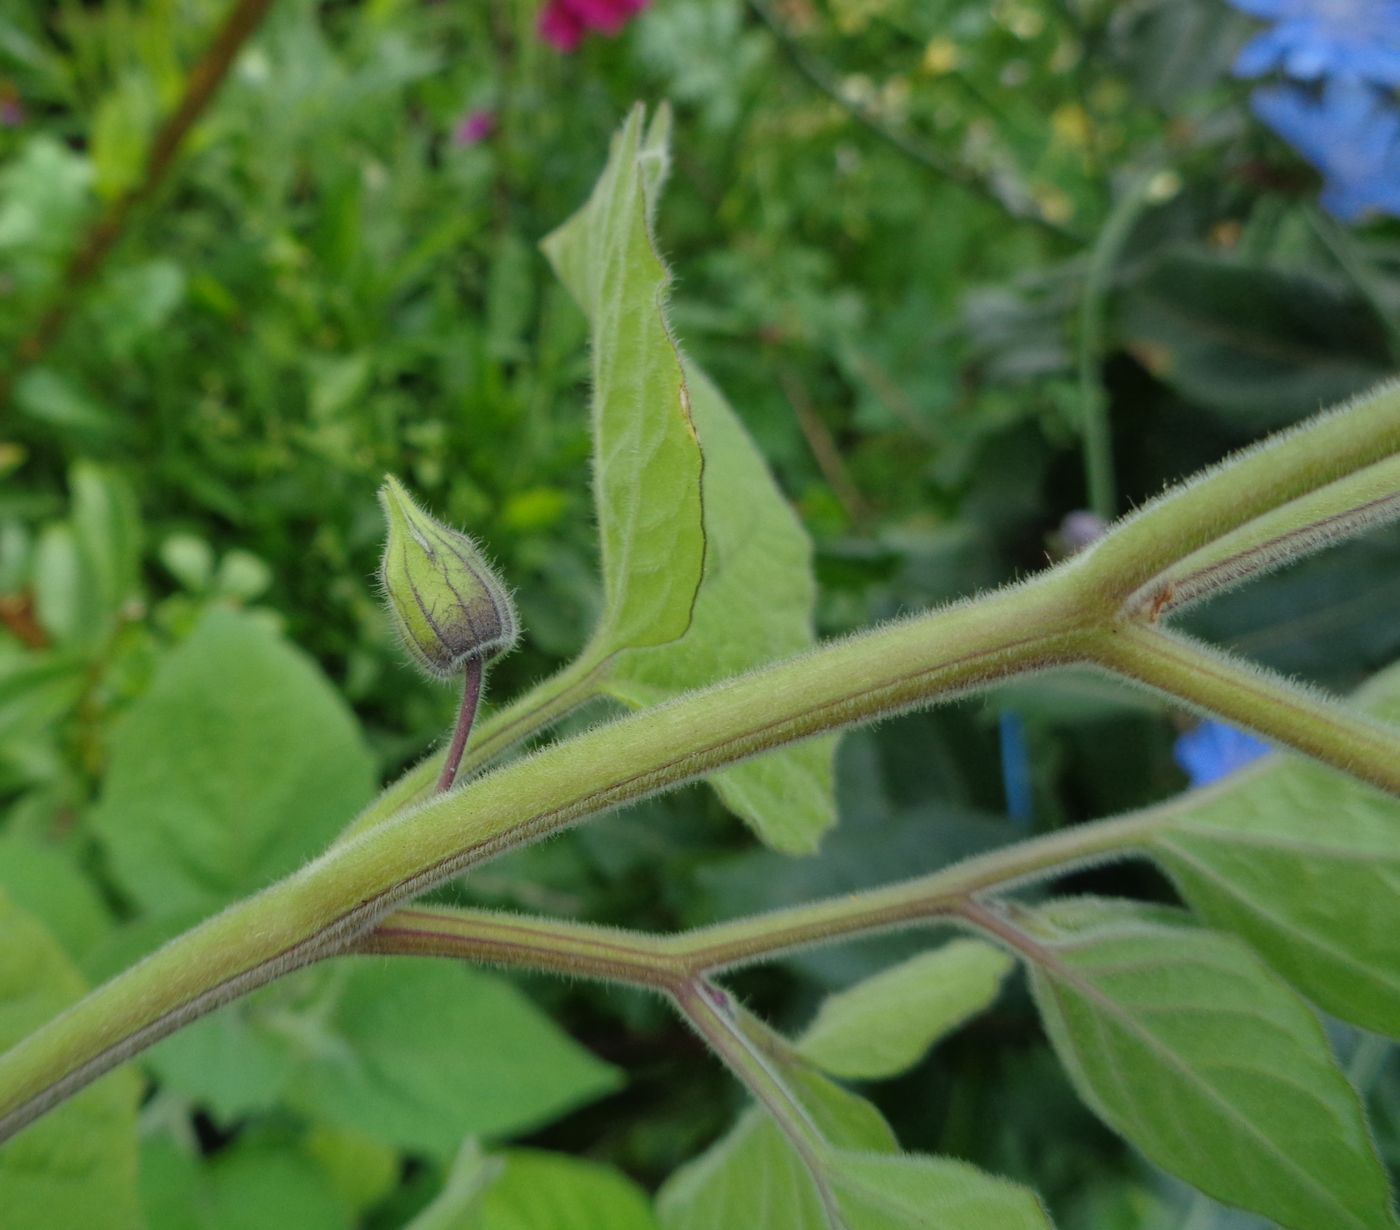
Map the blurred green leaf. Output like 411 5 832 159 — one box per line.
89 75 155 200
69 460 142 633
142 978 304 1122
0 651 88 744
89 260 186 359
92 606 378 913
1150 661 1400 1038
0 892 142 1230
1026 899 1395 1230
0 137 92 302
285 959 621 1161
11 369 122 438
404 1139 502 1230
141 1133 350 1230
0 837 111 959
1118 255 1393 426
214 549 273 602
796 939 1014 1080
303 1124 400 1216
32 523 102 648
159 533 215 592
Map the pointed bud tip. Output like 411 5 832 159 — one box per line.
377 475 518 680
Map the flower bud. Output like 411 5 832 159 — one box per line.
377 475 517 679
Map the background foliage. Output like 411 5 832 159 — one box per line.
1 0 1398 1226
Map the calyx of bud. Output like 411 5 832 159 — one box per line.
377 475 517 679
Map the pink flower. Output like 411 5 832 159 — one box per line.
538 0 650 53
453 109 496 147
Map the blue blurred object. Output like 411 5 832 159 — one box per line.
1223 0 1400 220
1230 0 1400 85
1251 76 1400 220
998 710 1033 826
1174 720 1272 788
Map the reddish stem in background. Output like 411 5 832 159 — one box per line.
1 0 277 403
436 657 485 793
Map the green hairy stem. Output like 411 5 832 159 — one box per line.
2 380 1400 1147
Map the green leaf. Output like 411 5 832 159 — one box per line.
0 892 142 1230
547 107 836 851
796 939 1014 1079
656 1065 894 1230
404 1140 502 1230
827 1152 1057 1230
140 1133 350 1230
32 523 102 649
659 1010 1051 1230
88 260 186 360
607 359 837 851
540 103 705 656
1024 899 1396 1230
1118 254 1392 426
657 1110 846 1230
0 837 111 960
143 980 303 1122
303 1124 400 1215
160 533 215 592
286 959 621 1161
659 1110 1050 1230
12 368 123 439
1149 662 1400 1037
469 1149 659 1230
69 461 142 628
92 607 378 913
0 652 88 746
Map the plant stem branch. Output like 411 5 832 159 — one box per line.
352 803 1166 986
1087 624 1400 795
436 658 485 793
0 0 276 403
6 381 1400 1142
0 575 1088 1143
1074 381 1400 602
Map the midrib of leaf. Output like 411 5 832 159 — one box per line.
1154 837 1400 995
1032 934 1375 1229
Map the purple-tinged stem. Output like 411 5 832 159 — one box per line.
436 657 485 793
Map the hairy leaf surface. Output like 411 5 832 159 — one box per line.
608 360 837 850
546 106 836 850
1024 899 1396 1230
540 104 705 655
1150 662 1400 1036
658 996 1050 1229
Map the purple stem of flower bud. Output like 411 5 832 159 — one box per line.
436 657 485 793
